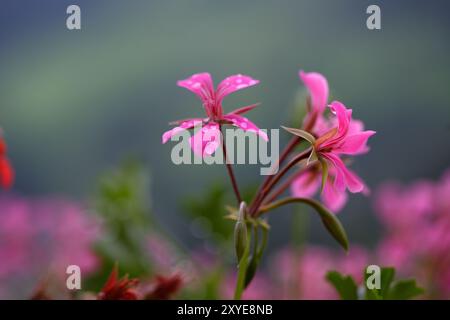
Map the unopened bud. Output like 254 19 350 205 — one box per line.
234 202 248 264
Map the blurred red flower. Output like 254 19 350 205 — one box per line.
98 265 139 300
0 137 14 189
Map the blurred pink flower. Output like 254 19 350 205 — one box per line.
435 169 450 215
271 245 371 299
0 195 100 298
375 181 434 231
221 272 273 300
337 246 370 284
147 234 179 271
375 170 450 298
162 73 267 157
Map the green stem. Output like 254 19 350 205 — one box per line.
258 197 319 215
234 230 251 300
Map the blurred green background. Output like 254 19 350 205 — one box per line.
1 0 449 252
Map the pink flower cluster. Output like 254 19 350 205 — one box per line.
291 71 375 212
375 169 450 298
0 195 100 298
272 246 370 299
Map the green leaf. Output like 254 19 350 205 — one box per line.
380 267 396 297
281 126 316 145
326 271 358 300
365 288 382 300
319 157 328 193
387 280 424 300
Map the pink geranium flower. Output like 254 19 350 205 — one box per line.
291 99 375 212
314 101 375 194
162 73 268 157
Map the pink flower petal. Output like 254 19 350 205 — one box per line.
177 73 214 103
162 119 203 143
321 154 346 192
322 153 365 193
348 119 365 135
223 113 268 141
189 122 222 157
290 170 321 198
299 70 329 115
337 130 376 155
317 101 351 150
329 101 351 137
216 74 259 102
322 178 348 212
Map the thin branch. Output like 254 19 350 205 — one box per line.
220 125 242 204
249 135 300 214
257 197 315 215
250 148 312 216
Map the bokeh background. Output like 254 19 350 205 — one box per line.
1 0 450 286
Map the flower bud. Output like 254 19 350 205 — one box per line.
234 202 248 264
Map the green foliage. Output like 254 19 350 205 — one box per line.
86 160 157 289
364 267 424 300
326 267 424 300
182 183 235 245
326 271 358 300
387 280 425 300
183 183 233 243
